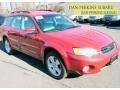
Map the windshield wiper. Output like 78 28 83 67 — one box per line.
63 25 80 30
44 29 61 32
44 26 80 32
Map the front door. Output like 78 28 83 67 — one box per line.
19 16 43 59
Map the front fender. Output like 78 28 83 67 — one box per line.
43 43 71 70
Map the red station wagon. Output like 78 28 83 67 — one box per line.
0 11 119 79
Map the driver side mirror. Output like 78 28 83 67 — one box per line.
26 27 37 34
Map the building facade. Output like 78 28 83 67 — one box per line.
0 2 65 14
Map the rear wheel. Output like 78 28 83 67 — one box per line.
4 38 14 54
45 51 67 80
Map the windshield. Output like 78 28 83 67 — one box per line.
111 15 120 20
112 15 117 20
35 14 79 32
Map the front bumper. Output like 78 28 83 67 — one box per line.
67 46 119 75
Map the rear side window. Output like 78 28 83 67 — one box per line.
3 16 13 26
11 16 22 29
0 16 5 25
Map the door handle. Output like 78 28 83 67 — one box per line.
19 34 28 38
8 32 18 35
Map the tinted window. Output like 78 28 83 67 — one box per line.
21 16 35 30
3 16 13 26
0 16 5 25
11 16 22 29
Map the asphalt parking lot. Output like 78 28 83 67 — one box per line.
0 24 120 88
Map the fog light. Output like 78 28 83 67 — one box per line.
83 66 90 73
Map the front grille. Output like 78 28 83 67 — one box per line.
101 42 115 54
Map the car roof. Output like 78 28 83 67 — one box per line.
10 11 58 17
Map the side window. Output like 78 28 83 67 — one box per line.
21 16 35 30
11 16 22 29
0 16 5 25
3 16 13 26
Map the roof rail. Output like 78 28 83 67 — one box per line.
11 10 53 14
11 11 30 14
36 10 53 11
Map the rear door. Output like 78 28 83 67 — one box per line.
7 16 22 50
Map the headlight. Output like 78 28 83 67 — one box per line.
73 48 99 57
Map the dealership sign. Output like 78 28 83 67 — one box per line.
65 3 119 15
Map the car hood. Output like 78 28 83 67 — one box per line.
45 26 113 50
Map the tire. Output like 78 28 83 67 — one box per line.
3 38 14 55
45 51 67 80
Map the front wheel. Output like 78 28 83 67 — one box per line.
45 51 67 80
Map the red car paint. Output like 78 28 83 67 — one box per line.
0 11 119 75
44 27 119 74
